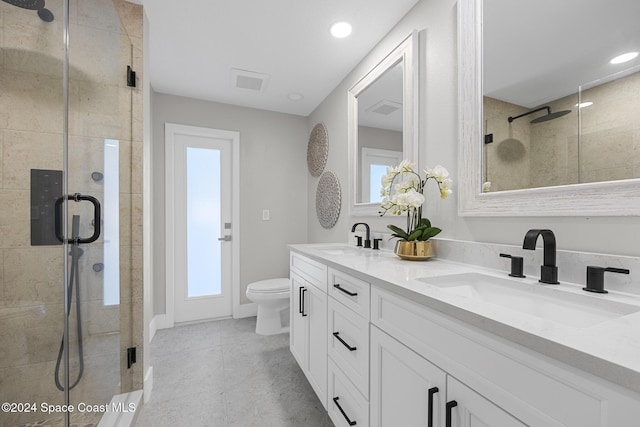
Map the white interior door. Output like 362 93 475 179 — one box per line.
166 124 237 323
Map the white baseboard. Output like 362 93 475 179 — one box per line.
150 314 168 342
235 302 258 318
143 366 153 404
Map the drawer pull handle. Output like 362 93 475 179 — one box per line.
333 283 358 297
301 287 308 317
332 397 356 426
446 400 457 427
332 332 357 351
428 387 439 427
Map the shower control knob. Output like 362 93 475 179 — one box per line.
93 263 104 272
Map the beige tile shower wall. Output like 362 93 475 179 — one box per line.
528 93 579 188
0 1 144 424
579 71 640 183
0 6 67 424
482 97 531 191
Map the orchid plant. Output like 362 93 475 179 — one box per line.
379 160 452 241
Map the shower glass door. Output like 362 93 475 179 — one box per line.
0 1 139 426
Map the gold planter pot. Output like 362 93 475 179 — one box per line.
394 240 434 261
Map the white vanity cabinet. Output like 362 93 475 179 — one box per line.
371 325 525 427
371 285 640 427
290 253 328 408
326 267 371 427
289 247 640 427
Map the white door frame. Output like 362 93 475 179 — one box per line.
164 123 240 327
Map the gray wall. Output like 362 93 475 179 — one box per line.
307 0 640 256
151 91 309 313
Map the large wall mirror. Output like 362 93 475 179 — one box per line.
458 0 640 216
349 31 419 216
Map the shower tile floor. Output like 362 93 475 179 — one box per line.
134 317 333 427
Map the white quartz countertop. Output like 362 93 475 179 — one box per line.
289 243 640 394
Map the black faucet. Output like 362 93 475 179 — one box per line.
351 223 371 248
522 229 559 284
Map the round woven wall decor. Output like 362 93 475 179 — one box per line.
307 123 328 177
316 171 341 229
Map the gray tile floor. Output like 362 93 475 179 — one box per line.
135 317 333 427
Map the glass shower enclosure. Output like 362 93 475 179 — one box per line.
0 1 139 426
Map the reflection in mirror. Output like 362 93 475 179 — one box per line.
482 0 640 193
357 60 403 203
457 0 640 216
349 32 418 216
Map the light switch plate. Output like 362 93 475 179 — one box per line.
262 210 270 221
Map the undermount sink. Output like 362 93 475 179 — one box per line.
309 244 364 256
417 272 640 328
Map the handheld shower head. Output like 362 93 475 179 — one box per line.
508 106 571 124
2 0 54 22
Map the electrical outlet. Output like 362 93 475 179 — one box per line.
262 210 270 221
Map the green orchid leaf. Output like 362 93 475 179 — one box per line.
387 224 409 240
408 229 423 241
420 227 442 241
419 218 432 228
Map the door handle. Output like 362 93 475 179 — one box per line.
218 235 232 241
55 193 101 244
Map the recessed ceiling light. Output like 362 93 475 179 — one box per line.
609 51 638 64
330 21 352 38
575 101 593 108
288 92 304 102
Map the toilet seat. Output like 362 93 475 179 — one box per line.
246 278 289 294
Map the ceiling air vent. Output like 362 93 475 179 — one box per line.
230 68 270 92
366 99 402 115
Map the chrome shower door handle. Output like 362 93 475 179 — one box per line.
218 235 232 242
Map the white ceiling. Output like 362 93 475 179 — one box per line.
484 0 640 108
141 0 420 116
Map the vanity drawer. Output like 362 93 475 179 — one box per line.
328 358 369 427
328 297 369 398
290 252 327 292
328 267 370 318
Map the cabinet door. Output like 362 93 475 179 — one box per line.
447 377 526 427
289 273 307 369
306 283 328 408
370 325 446 427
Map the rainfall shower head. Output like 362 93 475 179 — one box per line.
508 106 571 124
2 0 54 22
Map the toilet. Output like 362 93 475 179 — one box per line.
246 278 290 335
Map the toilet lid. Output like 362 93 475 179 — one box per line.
247 278 290 293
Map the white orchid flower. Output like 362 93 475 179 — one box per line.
431 165 450 182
